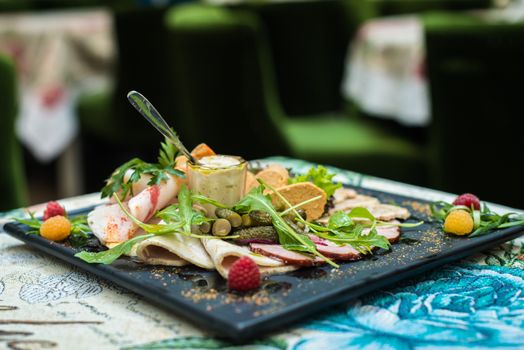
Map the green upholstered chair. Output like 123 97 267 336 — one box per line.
231 0 376 116
424 13 524 208
0 54 27 211
77 5 175 191
0 1 31 12
165 4 426 185
375 0 491 16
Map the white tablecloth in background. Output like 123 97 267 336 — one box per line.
342 16 429 127
342 2 524 128
0 9 115 162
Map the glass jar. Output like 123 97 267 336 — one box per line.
187 155 247 216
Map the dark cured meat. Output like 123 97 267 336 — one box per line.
250 225 401 265
307 235 361 261
250 243 325 266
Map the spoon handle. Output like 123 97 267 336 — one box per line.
127 90 197 164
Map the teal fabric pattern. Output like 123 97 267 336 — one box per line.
295 264 524 349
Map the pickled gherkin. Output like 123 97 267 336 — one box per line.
241 210 272 227
215 208 242 227
234 226 278 245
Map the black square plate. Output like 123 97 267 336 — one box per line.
3 187 524 340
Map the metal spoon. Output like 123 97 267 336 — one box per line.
127 90 198 164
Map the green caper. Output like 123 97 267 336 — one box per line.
212 218 231 237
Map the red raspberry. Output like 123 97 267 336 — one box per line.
228 256 261 292
43 201 66 221
453 193 481 210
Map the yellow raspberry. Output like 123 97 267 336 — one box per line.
444 210 474 235
40 216 71 241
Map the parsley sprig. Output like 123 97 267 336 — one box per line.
101 141 185 200
431 201 524 237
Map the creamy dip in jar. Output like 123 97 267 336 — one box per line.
188 155 247 215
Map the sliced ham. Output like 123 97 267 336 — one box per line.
329 195 380 214
367 204 410 221
365 223 401 243
250 243 325 266
307 235 361 261
332 187 357 202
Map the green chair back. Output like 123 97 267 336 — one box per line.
425 13 524 208
0 54 27 210
165 4 290 158
376 0 491 16
233 0 365 116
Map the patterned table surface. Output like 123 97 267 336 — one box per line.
1 157 523 350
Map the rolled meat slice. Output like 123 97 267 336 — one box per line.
90 174 182 245
250 243 325 266
128 174 180 223
88 203 138 245
202 239 295 279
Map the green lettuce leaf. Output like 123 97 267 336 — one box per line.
289 165 342 198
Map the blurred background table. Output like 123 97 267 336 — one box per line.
1 157 524 350
342 15 429 127
342 1 524 127
0 8 115 197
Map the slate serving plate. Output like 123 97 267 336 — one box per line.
3 187 524 341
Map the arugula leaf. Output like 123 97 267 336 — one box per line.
13 211 41 234
75 188 219 265
346 207 376 223
101 140 185 200
68 215 92 247
321 211 390 253
155 188 210 232
430 201 453 221
14 212 92 247
75 234 154 264
262 179 391 255
192 194 231 209
289 165 342 198
432 200 524 237
328 211 353 230
316 225 390 254
234 185 337 267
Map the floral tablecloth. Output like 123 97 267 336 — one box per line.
1 157 523 350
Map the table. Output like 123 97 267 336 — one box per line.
342 2 524 127
1 157 524 349
342 16 429 127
